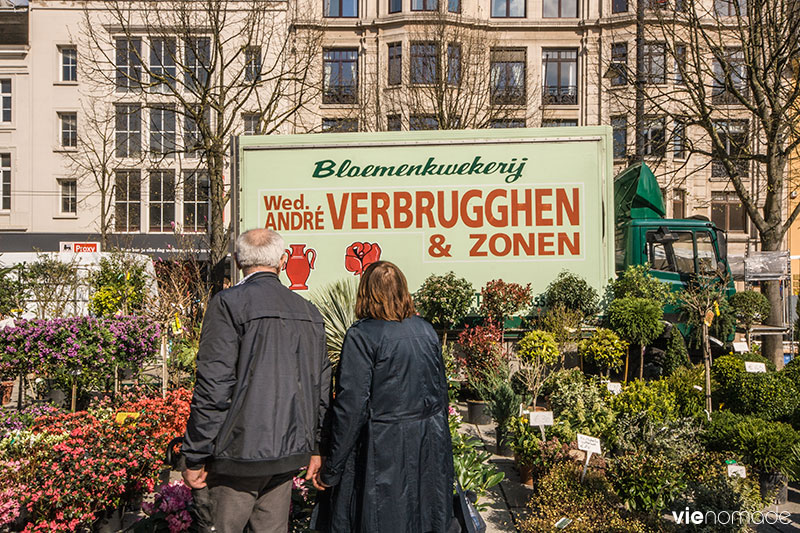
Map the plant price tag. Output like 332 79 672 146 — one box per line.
577 434 602 455
727 464 746 478
606 382 622 395
733 341 749 353
529 411 554 427
744 361 767 373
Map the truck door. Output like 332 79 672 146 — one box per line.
646 230 695 286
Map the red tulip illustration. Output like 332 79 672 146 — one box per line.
344 242 382 276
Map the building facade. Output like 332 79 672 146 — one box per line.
0 0 780 261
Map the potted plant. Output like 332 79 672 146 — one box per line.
479 279 532 329
470 363 528 455
729 291 771 347
578 328 627 378
414 272 475 333
457 322 503 424
607 296 664 381
515 330 560 408
507 416 539 486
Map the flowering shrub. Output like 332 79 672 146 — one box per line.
414 272 475 329
479 279 532 323
138 480 193 533
0 404 62 437
0 388 191 531
457 322 504 382
0 316 161 388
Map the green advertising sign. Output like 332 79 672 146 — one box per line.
238 127 614 299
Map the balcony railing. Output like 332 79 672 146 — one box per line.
492 87 526 106
711 159 749 178
323 85 358 104
542 85 577 105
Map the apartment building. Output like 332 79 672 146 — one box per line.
0 0 773 260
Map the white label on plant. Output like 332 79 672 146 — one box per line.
607 382 622 395
727 464 746 478
693 385 703 391
733 341 749 353
529 411 554 427
745 361 767 373
577 433 602 455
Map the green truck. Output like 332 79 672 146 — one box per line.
235 128 731 316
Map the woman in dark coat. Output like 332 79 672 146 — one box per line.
313 261 455 533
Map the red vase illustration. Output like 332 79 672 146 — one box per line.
344 242 382 276
284 244 316 290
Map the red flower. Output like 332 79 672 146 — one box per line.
344 242 382 276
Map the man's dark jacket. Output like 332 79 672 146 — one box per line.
182 271 330 476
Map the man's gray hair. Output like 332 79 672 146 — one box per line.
235 229 286 268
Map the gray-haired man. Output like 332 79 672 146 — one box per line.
182 228 330 532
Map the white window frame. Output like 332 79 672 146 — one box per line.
0 79 11 125
58 178 78 215
59 46 78 83
58 111 78 149
0 153 10 211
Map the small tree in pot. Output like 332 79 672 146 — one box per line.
578 328 627 378
515 330 560 409
607 297 664 382
457 322 504 423
729 291 771 347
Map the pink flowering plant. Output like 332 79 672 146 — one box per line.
289 468 318 532
135 480 193 533
479 279 532 324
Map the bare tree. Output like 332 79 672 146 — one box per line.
603 0 800 366
78 0 323 290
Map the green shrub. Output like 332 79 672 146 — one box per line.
479 279 531 323
609 451 686 513
537 304 582 350
729 291 771 331
579 328 627 376
659 329 690 376
471 364 528 442
515 330 560 408
614 412 702 460
705 411 800 478
664 365 707 419
541 368 585 397
711 355 798 421
547 373 617 444
89 255 147 317
608 264 672 306
519 463 654 533
414 272 474 329
542 271 599 318
611 379 678 423
607 297 665 347
310 278 358 371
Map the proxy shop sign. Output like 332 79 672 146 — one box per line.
238 129 614 294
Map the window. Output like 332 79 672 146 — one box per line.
115 104 141 157
643 116 666 157
447 44 461 86
150 106 176 157
491 0 524 18
323 49 358 104
712 120 748 177
696 231 718 274
711 191 746 232
243 113 261 135
448 0 460 12
712 48 747 104
647 0 668 9
491 119 526 128
245 47 262 81
674 44 686 85
410 115 438 130
543 0 576 18
610 43 627 86
59 112 77 148
411 0 437 11
541 119 577 127
114 170 141 232
184 106 208 157
410 43 438 85
60 179 77 214
150 38 177 93
183 170 209 232
390 0 402 12
542 49 577 105
648 230 694 274
322 118 358 132
0 80 9 123
185 37 211 91
672 188 686 218
115 38 142 91
61 46 77 82
149 170 175 232
612 115 627 160
491 48 526 105
0 153 9 210
673 119 686 159
325 0 358 16
612 0 627 12
715 0 746 16
643 43 666 84
387 114 402 131
388 43 402 86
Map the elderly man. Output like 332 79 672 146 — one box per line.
182 228 330 533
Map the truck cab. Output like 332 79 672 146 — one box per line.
615 163 735 312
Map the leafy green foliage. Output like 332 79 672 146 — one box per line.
607 297 665 347
659 329 690 376
728 291 771 331
611 380 678 423
0 264 25 316
479 279 531 322
515 330 560 407
537 304 582 350
609 264 672 306
310 278 358 371
414 272 474 329
546 371 617 444
469 364 528 435
519 463 654 533
663 365 707 419
609 452 686 513
542 271 599 318
507 416 571 476
712 355 798 421
579 328 627 375
89 255 147 317
449 408 504 508
705 411 800 478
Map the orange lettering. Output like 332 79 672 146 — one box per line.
460 189 483 228
535 189 553 227
372 192 391 228
538 232 555 255
558 232 581 255
351 192 368 229
486 189 508 227
469 234 487 256
416 191 436 228
556 188 580 225
327 193 349 230
394 191 413 228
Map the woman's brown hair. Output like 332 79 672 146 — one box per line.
355 261 416 321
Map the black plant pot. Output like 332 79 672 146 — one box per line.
466 400 491 425
495 427 513 456
758 471 788 505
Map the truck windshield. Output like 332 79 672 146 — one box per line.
696 231 718 274
648 231 694 274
